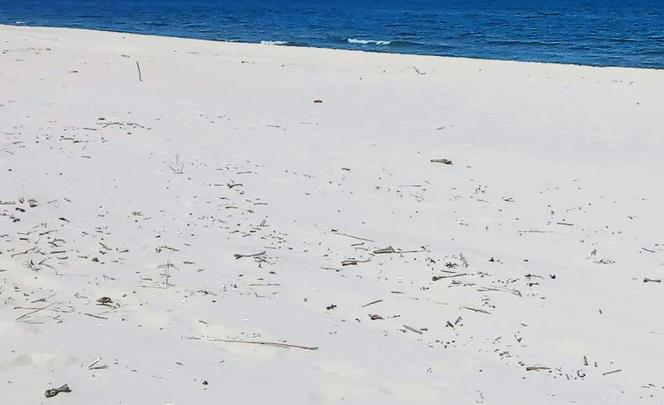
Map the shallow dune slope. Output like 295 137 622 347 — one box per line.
1 25 664 404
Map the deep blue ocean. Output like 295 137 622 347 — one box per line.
1 0 663 69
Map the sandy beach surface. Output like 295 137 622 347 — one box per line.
1 25 664 404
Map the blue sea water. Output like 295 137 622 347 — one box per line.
1 0 663 69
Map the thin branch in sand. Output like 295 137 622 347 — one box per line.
403 324 423 335
603 369 622 375
234 251 266 260
372 246 427 255
361 299 383 308
330 229 375 243
341 258 370 266
433 273 468 281
373 246 396 254
15 303 55 321
31 293 57 303
136 61 143 81
463 306 491 314
186 336 318 351
526 366 551 372
87 357 103 370
84 312 108 320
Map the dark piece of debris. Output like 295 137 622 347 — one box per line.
45 384 71 398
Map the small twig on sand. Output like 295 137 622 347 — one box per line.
341 258 370 266
463 306 491 314
519 229 555 234
526 366 551 372
603 369 622 376
644 277 662 283
361 299 383 308
330 229 375 243
403 324 423 335
87 357 102 370
186 336 318 351
373 246 427 255
84 312 108 320
430 158 453 165
31 293 57 303
15 303 55 321
233 251 266 260
433 273 467 281
136 61 143 81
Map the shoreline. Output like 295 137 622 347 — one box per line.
2 24 663 72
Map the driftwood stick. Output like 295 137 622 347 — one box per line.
330 229 375 243
186 336 318 351
373 246 396 254
526 366 550 372
373 246 427 255
403 324 423 335
602 369 622 376
361 299 383 308
233 251 266 260
433 273 467 281
15 302 55 321
87 357 102 370
463 306 491 314
84 312 108 320
136 61 143 82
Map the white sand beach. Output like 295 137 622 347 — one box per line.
1 25 664 404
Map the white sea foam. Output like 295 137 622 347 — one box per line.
347 38 391 46
260 40 289 46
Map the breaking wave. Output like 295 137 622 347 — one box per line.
347 38 392 46
260 40 290 46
